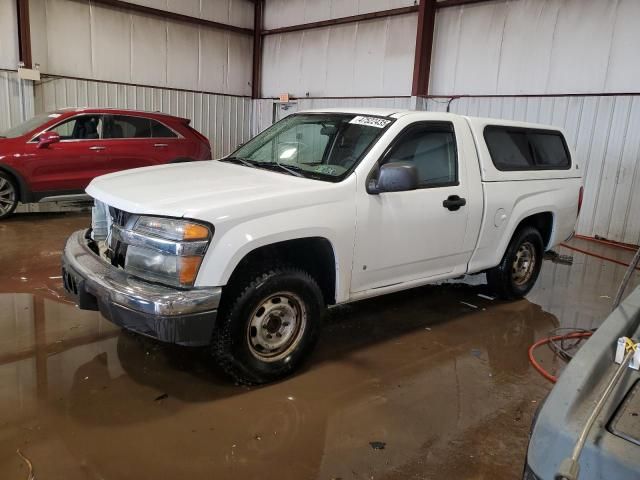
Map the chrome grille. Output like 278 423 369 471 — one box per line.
106 206 133 268
109 207 133 228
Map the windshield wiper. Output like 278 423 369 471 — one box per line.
273 162 304 178
224 157 306 178
222 156 256 168
243 160 305 178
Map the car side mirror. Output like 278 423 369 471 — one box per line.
367 162 419 194
37 131 61 149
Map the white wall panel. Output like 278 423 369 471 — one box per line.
130 14 167 86
430 0 640 96
0 0 19 69
200 28 229 93
264 0 416 29
227 35 254 95
0 71 35 132
167 22 200 90
91 5 133 82
418 94 640 245
129 0 254 28
262 12 417 98
30 0 252 96
251 97 411 134
46 0 93 78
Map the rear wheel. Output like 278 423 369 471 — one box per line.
212 266 324 385
487 226 544 300
0 172 18 220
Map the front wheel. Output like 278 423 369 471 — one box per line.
212 266 324 385
487 226 544 300
0 172 18 220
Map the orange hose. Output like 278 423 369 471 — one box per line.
560 243 640 270
574 234 638 252
528 332 593 383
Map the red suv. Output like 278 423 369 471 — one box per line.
0 108 212 219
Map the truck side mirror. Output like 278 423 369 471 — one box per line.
37 131 61 149
367 162 419 194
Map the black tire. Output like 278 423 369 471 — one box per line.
487 226 544 300
212 266 324 385
0 171 18 220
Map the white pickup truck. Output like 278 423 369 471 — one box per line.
62 108 583 384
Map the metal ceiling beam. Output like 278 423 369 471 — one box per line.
252 0 263 99
261 5 419 36
16 0 32 68
85 0 253 35
412 0 437 97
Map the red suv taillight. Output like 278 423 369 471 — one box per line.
577 186 584 217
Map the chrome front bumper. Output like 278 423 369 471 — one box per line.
61 229 221 346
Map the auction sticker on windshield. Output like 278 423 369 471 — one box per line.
349 116 391 128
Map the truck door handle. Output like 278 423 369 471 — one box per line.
153 143 168 148
89 146 105 151
443 195 466 211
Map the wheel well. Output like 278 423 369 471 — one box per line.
0 166 25 202
516 212 553 249
226 237 337 306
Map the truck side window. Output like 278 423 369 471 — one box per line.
383 123 458 188
484 128 533 170
529 132 570 168
484 126 570 170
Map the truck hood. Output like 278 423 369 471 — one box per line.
86 160 333 218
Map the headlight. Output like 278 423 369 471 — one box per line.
135 216 210 242
121 216 212 288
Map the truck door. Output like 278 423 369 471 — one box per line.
351 118 482 293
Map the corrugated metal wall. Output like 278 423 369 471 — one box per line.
418 95 640 245
427 0 640 244
0 0 19 70
35 76 252 160
125 0 254 28
0 71 35 132
430 0 640 96
28 0 254 96
262 1 418 98
264 0 417 29
252 96 412 133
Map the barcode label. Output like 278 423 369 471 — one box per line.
349 116 391 129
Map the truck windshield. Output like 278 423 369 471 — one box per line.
225 113 393 181
0 112 61 139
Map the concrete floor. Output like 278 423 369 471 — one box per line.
0 212 638 479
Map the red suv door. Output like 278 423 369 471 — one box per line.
25 114 108 193
101 115 185 171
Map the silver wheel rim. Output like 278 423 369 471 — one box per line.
0 177 16 216
512 241 537 286
246 292 307 362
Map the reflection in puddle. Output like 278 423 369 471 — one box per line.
0 214 637 479
0 286 557 480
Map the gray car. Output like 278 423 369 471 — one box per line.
524 285 640 479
